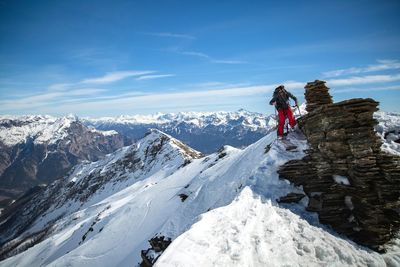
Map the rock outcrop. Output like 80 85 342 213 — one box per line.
278 80 400 251
140 236 172 266
304 80 333 113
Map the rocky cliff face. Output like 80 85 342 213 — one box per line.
278 80 400 251
0 115 124 204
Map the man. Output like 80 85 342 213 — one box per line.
269 85 298 139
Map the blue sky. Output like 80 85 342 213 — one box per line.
0 0 399 117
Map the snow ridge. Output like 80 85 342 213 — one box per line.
1 129 396 267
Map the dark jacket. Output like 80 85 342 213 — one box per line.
269 88 297 110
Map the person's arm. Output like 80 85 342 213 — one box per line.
287 91 298 104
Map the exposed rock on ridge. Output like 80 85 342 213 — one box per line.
278 80 400 251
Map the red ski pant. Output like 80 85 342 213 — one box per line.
277 107 296 136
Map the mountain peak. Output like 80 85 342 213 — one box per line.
65 113 79 121
143 128 203 159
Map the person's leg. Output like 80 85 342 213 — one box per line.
278 109 285 137
286 107 296 128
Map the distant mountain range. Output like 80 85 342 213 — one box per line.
82 109 278 154
0 110 279 209
1 109 399 208
0 115 124 206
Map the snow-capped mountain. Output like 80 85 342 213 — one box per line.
0 129 203 263
83 109 277 154
0 115 124 206
0 105 399 267
0 128 398 266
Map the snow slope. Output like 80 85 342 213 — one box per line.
2 128 395 267
157 188 384 267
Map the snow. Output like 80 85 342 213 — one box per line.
333 175 351 186
344 196 354 211
1 115 399 266
83 109 272 130
89 128 118 136
374 111 400 156
0 115 118 146
157 188 384 267
2 130 391 267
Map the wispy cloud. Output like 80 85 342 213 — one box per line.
47 83 73 91
0 81 300 114
144 32 196 40
327 73 400 86
81 70 155 84
179 51 246 64
40 69 174 108
48 70 174 90
211 59 245 64
3 72 400 115
136 74 175 81
323 59 400 77
1 88 106 109
332 85 400 93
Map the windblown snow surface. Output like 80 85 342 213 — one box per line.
1 130 399 266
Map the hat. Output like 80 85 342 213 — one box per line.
275 85 284 90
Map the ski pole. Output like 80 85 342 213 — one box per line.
296 104 302 116
274 108 278 140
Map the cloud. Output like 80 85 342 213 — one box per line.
48 70 173 90
332 85 400 93
68 88 107 96
211 59 245 64
181 51 210 59
144 32 196 40
3 72 400 115
327 73 400 86
323 59 400 77
179 51 246 64
0 80 301 114
1 88 106 110
48 83 73 91
81 70 155 84
136 74 175 81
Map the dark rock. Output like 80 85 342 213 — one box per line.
140 236 172 266
277 192 305 203
178 193 189 202
279 80 400 251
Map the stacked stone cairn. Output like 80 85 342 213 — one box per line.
278 80 400 251
304 80 333 112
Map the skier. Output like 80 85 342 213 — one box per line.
269 85 298 139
